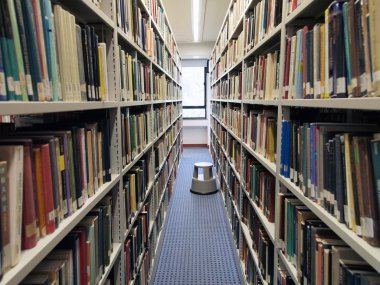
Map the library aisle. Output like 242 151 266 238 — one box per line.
151 148 244 285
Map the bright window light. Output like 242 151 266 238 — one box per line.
192 0 199 42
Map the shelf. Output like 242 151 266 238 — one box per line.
129 249 146 285
244 24 282 59
117 28 152 62
241 142 276 176
0 101 119 116
242 99 279 106
279 175 380 273
99 243 123 285
60 0 114 28
285 0 330 25
125 182 154 239
242 188 275 243
280 98 380 110
278 250 301 285
120 100 154 107
229 13 244 41
1 174 120 284
122 141 155 176
240 222 268 285
154 127 182 181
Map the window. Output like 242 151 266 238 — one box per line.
182 66 206 119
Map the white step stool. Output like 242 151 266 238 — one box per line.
190 162 218 195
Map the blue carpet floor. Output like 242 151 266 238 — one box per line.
151 148 244 285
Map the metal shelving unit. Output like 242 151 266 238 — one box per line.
0 0 183 283
209 0 380 284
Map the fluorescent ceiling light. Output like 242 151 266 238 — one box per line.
193 56 200 59
192 0 199 42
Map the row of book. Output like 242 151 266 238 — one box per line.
211 22 229 67
0 1 109 102
244 0 282 53
277 267 296 285
228 0 248 37
228 138 242 177
154 129 181 175
229 72 243 100
124 157 152 225
283 1 380 99
119 47 152 102
210 102 227 125
242 108 277 163
285 0 305 16
223 180 241 245
121 108 152 166
117 0 152 55
211 78 228 100
144 0 181 69
227 32 244 68
244 50 281 101
278 192 380 284
226 105 242 138
280 120 380 246
153 102 182 138
240 241 264 285
241 208 274 284
0 117 112 274
21 195 113 285
242 156 276 223
125 210 149 284
212 52 228 83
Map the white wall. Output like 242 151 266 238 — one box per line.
182 59 210 146
178 42 214 59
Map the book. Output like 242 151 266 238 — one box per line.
0 145 23 268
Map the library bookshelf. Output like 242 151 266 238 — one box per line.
210 0 380 284
0 0 182 284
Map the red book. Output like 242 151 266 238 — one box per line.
72 228 88 285
38 144 56 234
125 240 131 283
302 26 309 98
283 38 292 99
22 145 38 249
0 139 38 250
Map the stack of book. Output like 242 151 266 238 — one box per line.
0 2 109 102
125 211 149 284
244 51 281 101
244 0 282 53
228 72 243 100
278 192 380 284
124 158 151 224
242 156 276 222
282 1 380 99
0 116 112 273
280 120 380 246
242 109 277 163
119 47 152 102
121 108 152 166
21 195 113 284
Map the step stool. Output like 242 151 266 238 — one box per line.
190 162 218 195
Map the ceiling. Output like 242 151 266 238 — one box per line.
162 0 230 58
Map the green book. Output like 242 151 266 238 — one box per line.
7 0 27 101
0 1 16 100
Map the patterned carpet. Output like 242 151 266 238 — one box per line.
151 147 244 285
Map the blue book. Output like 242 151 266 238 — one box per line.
21 0 42 101
342 3 352 96
0 43 6 101
14 0 34 101
41 0 60 101
295 29 303 99
0 1 16 101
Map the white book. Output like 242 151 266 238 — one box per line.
0 145 24 268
